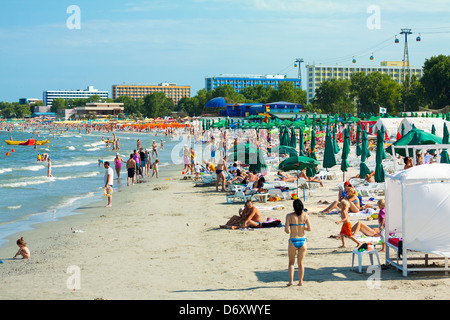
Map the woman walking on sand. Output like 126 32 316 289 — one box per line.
285 199 311 286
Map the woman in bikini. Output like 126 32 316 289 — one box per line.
321 187 360 214
285 199 311 287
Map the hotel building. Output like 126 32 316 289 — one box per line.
305 61 424 104
205 74 302 93
112 83 191 104
43 86 108 106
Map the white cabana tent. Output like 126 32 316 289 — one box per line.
399 117 450 138
385 163 450 276
374 118 402 139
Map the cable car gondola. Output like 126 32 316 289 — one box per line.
416 34 421 42
352 57 356 64
370 53 374 60
395 37 399 43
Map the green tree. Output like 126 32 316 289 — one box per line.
314 79 355 115
51 98 68 113
15 104 31 118
350 72 402 115
401 75 426 112
420 54 450 109
87 94 102 103
143 92 174 118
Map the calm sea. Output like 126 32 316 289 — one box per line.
0 126 185 248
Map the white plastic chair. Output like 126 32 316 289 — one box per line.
268 188 287 200
351 248 381 273
226 191 254 203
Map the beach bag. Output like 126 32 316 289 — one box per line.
261 219 281 228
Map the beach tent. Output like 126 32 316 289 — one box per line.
358 120 377 134
386 127 442 159
373 118 402 140
385 164 450 276
399 117 450 138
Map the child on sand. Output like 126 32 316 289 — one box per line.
335 200 361 248
14 237 30 259
151 159 159 179
377 199 386 252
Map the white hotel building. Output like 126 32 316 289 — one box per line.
43 86 109 106
305 61 424 104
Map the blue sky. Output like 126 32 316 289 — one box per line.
0 0 449 102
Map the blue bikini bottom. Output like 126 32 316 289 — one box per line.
289 238 307 249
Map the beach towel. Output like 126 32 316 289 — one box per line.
348 208 376 218
355 235 381 244
254 205 286 211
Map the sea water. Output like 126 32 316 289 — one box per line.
0 127 186 248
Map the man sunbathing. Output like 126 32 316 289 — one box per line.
220 199 262 229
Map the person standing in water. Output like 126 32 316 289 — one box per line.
103 161 113 207
114 153 126 179
47 158 52 177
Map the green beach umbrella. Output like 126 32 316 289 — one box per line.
278 155 321 200
440 123 450 164
323 126 337 170
248 149 268 173
307 130 318 178
278 155 320 172
274 145 298 158
290 127 297 148
340 126 351 179
298 126 305 156
332 123 340 154
356 125 362 157
360 126 372 178
280 126 290 147
374 129 386 183
232 143 258 154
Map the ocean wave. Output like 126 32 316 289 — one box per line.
67 146 76 151
6 205 22 209
0 172 99 188
53 192 96 209
0 168 13 174
83 141 104 147
23 165 46 171
85 147 101 152
52 160 96 168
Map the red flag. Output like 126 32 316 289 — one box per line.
384 130 389 141
396 132 402 140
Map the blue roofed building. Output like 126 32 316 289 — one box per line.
218 101 303 117
205 74 301 92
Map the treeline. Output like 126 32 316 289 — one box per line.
312 54 449 115
0 101 33 118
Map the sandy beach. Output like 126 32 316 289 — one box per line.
1 162 449 301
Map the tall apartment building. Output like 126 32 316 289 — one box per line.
305 61 423 104
43 86 108 106
205 74 302 93
112 83 191 104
